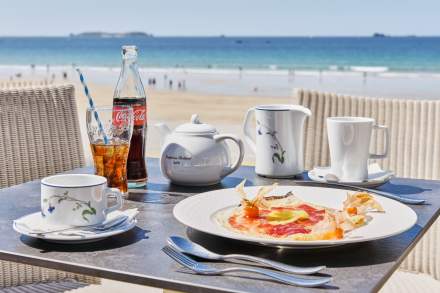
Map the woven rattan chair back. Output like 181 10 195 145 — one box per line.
293 88 440 178
0 80 54 89
293 88 440 280
0 85 85 188
0 84 96 289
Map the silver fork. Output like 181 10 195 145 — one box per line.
162 246 332 288
167 236 325 274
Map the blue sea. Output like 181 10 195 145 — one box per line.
0 36 439 72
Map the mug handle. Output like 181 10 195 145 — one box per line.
214 134 245 177
103 187 124 215
243 108 257 153
369 124 389 160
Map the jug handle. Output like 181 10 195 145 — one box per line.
243 108 257 153
214 134 245 177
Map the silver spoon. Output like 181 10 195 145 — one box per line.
163 246 332 288
27 215 129 236
323 173 425 205
167 236 325 275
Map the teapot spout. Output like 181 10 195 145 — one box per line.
155 122 172 138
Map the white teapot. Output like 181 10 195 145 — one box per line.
156 114 245 186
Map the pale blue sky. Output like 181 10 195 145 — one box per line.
0 0 439 36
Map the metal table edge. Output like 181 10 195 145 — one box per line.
0 248 247 293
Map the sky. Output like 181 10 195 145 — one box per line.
0 0 439 36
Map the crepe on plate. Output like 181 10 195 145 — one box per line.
216 180 384 241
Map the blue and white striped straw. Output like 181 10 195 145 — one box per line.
75 68 109 144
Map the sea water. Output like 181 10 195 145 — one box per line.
0 36 439 72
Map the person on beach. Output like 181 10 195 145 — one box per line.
163 74 168 88
288 69 295 83
169 80 173 89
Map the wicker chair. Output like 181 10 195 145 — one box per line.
293 88 440 292
0 79 53 90
0 84 98 289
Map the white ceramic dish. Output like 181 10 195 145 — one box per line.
173 185 417 248
13 212 137 244
308 163 394 188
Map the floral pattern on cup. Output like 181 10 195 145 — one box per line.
257 120 286 164
42 191 97 222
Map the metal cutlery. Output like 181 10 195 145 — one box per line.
58 217 131 236
295 180 426 205
162 246 331 288
27 215 129 236
168 236 325 275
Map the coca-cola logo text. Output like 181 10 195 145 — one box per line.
115 109 145 122
133 109 145 122
113 105 147 126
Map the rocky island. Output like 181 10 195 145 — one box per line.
69 32 153 38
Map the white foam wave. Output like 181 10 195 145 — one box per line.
0 64 439 80
350 66 389 73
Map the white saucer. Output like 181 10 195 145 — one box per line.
13 210 138 244
308 163 394 188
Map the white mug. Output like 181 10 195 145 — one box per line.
327 117 389 181
243 104 311 178
41 174 123 226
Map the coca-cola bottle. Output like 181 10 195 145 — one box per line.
113 45 147 187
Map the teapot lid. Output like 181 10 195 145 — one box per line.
175 114 217 134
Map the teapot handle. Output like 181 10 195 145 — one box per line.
214 134 245 177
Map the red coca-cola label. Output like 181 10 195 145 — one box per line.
113 105 147 126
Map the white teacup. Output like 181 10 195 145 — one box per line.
327 117 389 182
41 174 123 226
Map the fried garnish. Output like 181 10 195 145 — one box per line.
337 192 381 232
236 180 281 217
264 191 294 201
253 183 279 207
236 179 248 200
343 192 384 213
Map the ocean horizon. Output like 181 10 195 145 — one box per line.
0 36 440 73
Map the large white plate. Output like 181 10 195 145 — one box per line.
174 185 417 248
